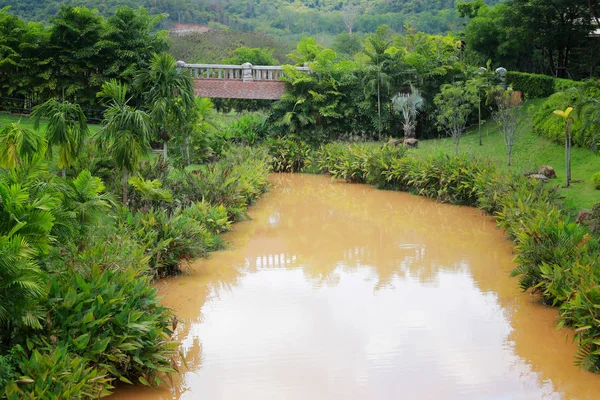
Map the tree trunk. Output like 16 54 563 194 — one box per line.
567 122 572 185
123 167 129 205
478 97 482 146
507 146 512 166
377 79 382 141
565 122 570 187
61 168 66 179
185 135 191 165
455 136 459 155
163 141 168 160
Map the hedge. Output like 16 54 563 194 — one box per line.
506 71 585 99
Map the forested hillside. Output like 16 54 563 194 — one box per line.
0 0 502 35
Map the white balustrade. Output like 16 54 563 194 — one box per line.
179 62 310 82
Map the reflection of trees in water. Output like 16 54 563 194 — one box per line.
135 174 600 400
158 174 506 394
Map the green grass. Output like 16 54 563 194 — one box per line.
417 109 600 212
0 112 101 133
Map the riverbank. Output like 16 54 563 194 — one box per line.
111 174 600 399
266 140 600 373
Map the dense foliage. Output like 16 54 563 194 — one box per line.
533 83 600 150
0 6 168 116
462 0 599 80
0 0 501 37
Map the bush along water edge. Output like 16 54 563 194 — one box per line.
1 146 272 398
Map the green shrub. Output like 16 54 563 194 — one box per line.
182 200 232 235
4 345 113 399
123 208 218 275
506 71 555 99
0 351 17 391
554 77 586 92
223 113 269 145
265 138 312 173
593 172 600 190
533 85 600 148
45 264 177 386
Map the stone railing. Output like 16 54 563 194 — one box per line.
176 61 310 82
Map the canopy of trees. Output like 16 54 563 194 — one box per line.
462 0 600 79
0 5 168 117
0 0 502 36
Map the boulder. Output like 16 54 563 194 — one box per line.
386 138 401 147
539 165 557 179
403 138 419 148
576 209 591 225
528 174 549 183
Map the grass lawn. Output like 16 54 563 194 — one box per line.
417 116 600 212
0 112 101 134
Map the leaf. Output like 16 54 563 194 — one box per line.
73 333 91 350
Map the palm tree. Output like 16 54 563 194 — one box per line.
181 97 215 165
363 32 393 141
65 170 114 226
96 79 152 204
0 123 45 169
135 53 194 160
392 86 425 139
0 174 57 343
363 62 393 140
31 99 88 178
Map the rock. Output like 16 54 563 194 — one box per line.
386 138 401 147
403 138 419 148
576 209 591 225
539 165 557 179
528 174 549 183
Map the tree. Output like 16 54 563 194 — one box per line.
31 99 88 178
48 5 105 100
490 87 527 166
457 0 486 19
553 107 575 187
434 81 477 154
506 0 592 78
97 80 152 204
102 6 169 83
180 97 215 165
135 53 195 160
340 3 359 34
392 86 424 139
332 32 364 58
363 30 394 140
0 164 58 344
467 65 494 146
223 46 278 65
0 123 45 170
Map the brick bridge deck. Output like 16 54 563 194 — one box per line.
179 62 309 100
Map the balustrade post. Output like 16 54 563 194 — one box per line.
242 62 253 82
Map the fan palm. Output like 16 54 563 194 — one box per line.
135 53 194 160
392 86 425 139
31 99 88 178
97 79 152 204
0 122 45 170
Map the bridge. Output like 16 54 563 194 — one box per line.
177 62 310 100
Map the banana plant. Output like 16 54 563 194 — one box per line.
553 107 574 187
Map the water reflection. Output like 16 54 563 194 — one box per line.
113 174 600 400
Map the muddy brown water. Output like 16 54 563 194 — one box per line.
112 174 600 400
